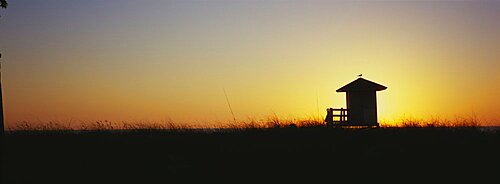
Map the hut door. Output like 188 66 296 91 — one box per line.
363 109 376 125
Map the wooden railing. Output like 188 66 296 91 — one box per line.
332 108 347 125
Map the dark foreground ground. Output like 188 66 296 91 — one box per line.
2 127 500 183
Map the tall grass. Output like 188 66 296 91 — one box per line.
383 115 480 128
9 120 193 132
7 115 486 131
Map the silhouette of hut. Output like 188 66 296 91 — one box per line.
336 78 387 127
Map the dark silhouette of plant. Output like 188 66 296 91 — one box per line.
0 0 7 9
0 0 6 136
0 6 6 183
0 53 3 136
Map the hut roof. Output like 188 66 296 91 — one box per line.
336 78 387 92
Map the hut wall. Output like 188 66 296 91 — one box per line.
346 91 378 126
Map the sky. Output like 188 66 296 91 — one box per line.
1 0 499 127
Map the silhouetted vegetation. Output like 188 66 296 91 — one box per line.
2 118 500 183
0 0 7 9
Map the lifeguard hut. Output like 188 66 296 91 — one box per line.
329 77 387 127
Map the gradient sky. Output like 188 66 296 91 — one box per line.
1 0 499 127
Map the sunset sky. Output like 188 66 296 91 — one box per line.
1 0 499 127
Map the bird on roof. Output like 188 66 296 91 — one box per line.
358 74 362 77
